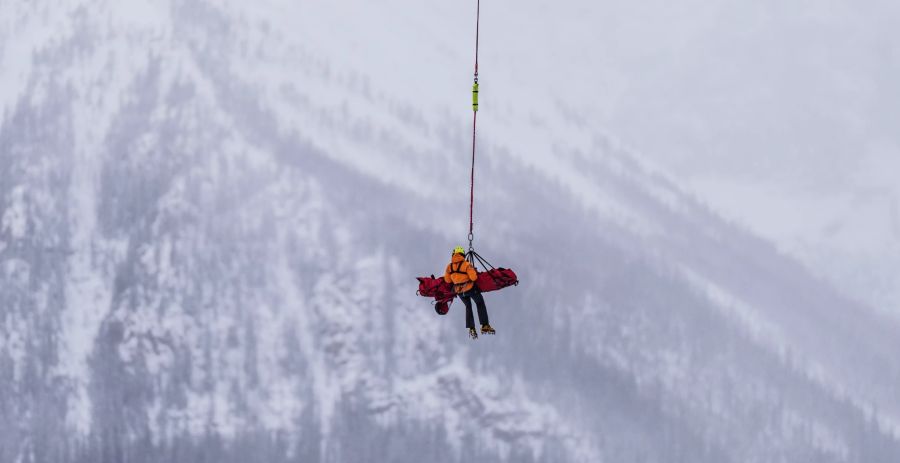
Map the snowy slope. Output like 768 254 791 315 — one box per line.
1 1 900 462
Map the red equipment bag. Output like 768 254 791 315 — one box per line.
475 268 519 293
417 276 456 315
417 276 456 301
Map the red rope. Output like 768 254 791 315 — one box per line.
468 0 481 247
469 112 477 239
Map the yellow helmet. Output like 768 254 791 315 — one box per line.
453 246 466 255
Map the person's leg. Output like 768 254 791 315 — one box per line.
460 294 475 329
472 291 489 326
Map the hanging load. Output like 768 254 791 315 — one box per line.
416 267 518 301
416 250 519 315
415 0 520 331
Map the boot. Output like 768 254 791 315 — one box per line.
468 327 479 340
481 324 496 335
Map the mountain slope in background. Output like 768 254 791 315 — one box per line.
1 1 900 462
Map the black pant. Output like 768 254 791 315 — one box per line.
460 289 489 329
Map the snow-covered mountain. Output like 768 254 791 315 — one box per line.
1 1 899 462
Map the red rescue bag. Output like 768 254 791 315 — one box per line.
417 276 456 315
417 276 455 301
475 268 519 293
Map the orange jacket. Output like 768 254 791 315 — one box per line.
444 253 478 294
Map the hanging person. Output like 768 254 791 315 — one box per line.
444 246 495 339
